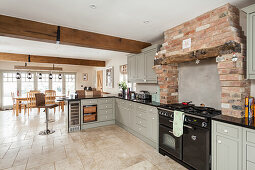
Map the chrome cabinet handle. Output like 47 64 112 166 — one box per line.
168 130 173 134
218 140 222 144
224 129 228 133
152 117 155 120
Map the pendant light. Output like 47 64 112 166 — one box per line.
27 72 32 79
16 72 21 79
58 73 62 79
38 73 42 79
49 73 53 79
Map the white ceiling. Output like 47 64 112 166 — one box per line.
0 36 127 61
0 0 253 61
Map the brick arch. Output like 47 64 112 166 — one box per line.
153 3 250 118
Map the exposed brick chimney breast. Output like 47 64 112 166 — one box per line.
153 3 250 118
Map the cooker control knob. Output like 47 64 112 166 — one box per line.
202 122 207 127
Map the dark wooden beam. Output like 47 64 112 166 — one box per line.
154 41 241 65
14 65 63 71
0 15 151 53
0 52 105 67
0 15 57 42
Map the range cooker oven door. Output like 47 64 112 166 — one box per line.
183 125 210 170
159 124 182 160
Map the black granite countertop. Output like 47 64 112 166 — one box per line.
212 114 255 130
64 94 162 107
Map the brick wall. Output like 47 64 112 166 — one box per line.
154 3 250 118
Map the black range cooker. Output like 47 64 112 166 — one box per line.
158 103 221 170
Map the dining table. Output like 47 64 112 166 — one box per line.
13 94 66 116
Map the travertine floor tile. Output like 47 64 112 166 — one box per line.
0 109 186 170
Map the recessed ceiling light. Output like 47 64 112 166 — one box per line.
144 20 150 24
89 4 96 9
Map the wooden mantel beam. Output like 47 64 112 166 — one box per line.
0 15 151 53
154 41 241 65
0 52 105 67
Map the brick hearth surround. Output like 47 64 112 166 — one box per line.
153 3 250 118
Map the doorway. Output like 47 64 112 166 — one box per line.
97 70 103 92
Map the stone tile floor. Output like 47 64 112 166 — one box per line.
0 109 186 170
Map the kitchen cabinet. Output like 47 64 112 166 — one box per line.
127 54 137 81
212 121 243 170
242 4 255 79
81 98 115 130
144 49 158 82
243 128 255 170
127 44 159 83
115 98 158 149
136 53 145 81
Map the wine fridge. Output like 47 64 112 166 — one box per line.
68 101 81 132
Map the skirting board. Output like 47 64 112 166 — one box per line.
81 120 115 130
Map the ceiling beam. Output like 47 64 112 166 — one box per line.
0 15 151 53
14 65 63 71
0 52 105 67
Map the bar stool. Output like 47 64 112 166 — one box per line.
35 93 58 135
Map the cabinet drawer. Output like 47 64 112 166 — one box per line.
147 106 157 113
81 99 97 105
216 122 239 138
98 109 113 115
125 101 135 109
136 110 148 120
98 104 112 110
135 103 147 111
247 130 255 144
116 99 126 106
247 161 255 170
136 123 147 135
98 113 114 122
247 145 255 163
98 98 113 104
136 116 147 128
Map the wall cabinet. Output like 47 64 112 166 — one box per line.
127 44 159 83
242 4 255 79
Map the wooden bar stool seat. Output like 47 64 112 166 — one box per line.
35 93 58 135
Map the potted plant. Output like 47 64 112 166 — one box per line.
119 81 127 97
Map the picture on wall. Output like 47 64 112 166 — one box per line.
106 67 114 88
83 73 88 81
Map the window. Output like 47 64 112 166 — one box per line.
65 74 75 96
52 74 63 96
21 73 34 96
38 73 49 93
2 73 17 106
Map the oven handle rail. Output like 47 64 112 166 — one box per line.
158 107 206 120
168 120 193 129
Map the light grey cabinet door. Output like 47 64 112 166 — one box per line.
145 49 157 83
247 12 255 78
243 3 255 79
215 135 239 170
127 54 137 82
148 111 158 142
136 53 145 82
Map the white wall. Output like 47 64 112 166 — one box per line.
93 55 127 94
0 61 95 90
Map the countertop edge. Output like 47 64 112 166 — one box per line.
66 95 162 107
212 115 255 130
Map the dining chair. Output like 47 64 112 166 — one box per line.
27 91 40 115
11 92 26 115
45 90 56 113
